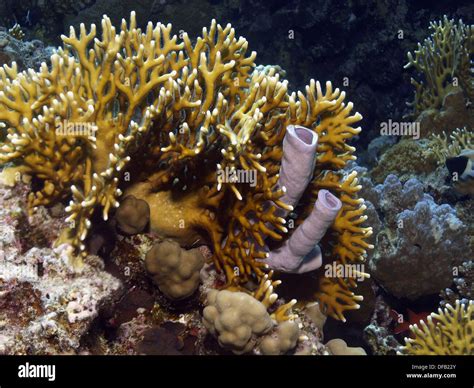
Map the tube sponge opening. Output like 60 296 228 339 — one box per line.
317 189 343 219
292 125 318 147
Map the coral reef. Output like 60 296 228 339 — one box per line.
364 325 400 355
405 16 473 117
423 127 474 196
0 2 473 359
404 17 474 139
8 24 25 40
400 300 474 355
202 270 300 354
415 88 474 138
363 295 401 355
370 139 438 183
57 0 474 145
455 199 474 250
363 174 426 225
363 174 472 300
145 240 205 300
0 13 371 321
363 135 397 167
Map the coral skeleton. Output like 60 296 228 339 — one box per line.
0 12 372 320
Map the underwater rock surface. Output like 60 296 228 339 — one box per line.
0 1 473 358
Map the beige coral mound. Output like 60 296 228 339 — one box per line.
145 240 205 300
259 320 300 355
326 338 366 355
203 289 274 354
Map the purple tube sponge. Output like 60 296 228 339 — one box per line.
278 125 318 211
267 189 342 273
263 125 342 273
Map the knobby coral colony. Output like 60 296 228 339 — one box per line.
0 12 372 321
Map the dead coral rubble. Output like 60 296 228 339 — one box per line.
0 183 121 354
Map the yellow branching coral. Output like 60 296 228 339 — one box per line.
0 13 371 320
251 271 297 322
400 300 474 355
405 16 474 116
426 127 474 165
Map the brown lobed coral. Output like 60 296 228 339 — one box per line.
145 240 205 300
0 13 371 320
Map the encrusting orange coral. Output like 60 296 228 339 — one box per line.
0 12 372 321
